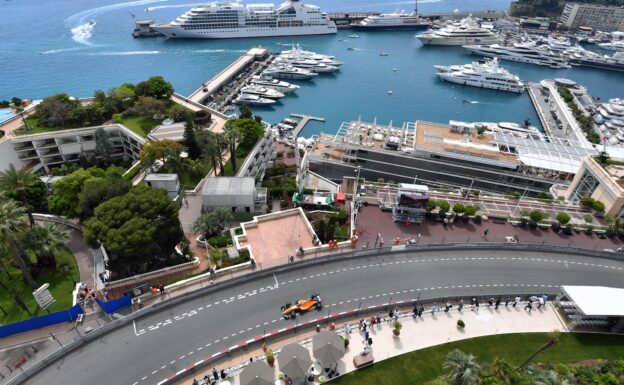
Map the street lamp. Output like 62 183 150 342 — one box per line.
64 265 76 285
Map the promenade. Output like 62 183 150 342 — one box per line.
179 302 565 385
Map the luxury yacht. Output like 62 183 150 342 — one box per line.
416 17 502 46
233 94 276 105
249 76 300 93
262 65 318 80
463 41 571 68
436 57 525 93
567 48 624 72
239 85 285 99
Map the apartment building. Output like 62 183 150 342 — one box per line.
561 2 624 32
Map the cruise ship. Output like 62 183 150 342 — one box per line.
416 17 502 46
436 58 525 93
151 0 337 39
464 41 571 69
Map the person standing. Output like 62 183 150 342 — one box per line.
525 301 533 312
212 367 218 381
458 299 464 312
495 298 501 310
513 296 521 307
538 296 544 309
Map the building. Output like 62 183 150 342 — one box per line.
560 3 624 32
0 124 145 174
202 177 267 213
236 128 275 181
564 155 624 217
555 286 624 332
392 183 430 224
307 119 595 197
144 174 181 201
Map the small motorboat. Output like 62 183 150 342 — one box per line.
348 34 359 38
347 47 355 51
388 90 393 95
380 52 389 56
392 68 397 71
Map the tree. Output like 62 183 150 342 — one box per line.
444 349 481 385
239 105 253 119
48 167 107 217
194 110 212 126
490 358 523 385
95 128 113 166
183 120 201 160
223 120 242 173
135 76 174 99
37 93 81 127
555 212 571 225
76 176 131 221
452 203 466 215
133 96 167 118
232 118 264 149
0 164 41 227
0 199 37 288
23 222 69 268
11 96 23 106
438 201 451 215
139 139 184 167
0 276 33 317
529 210 546 223
169 104 193 122
518 330 560 370
193 208 232 238
14 105 30 131
200 132 225 175
83 186 184 277
532 370 569 385
109 83 136 111
315 220 326 244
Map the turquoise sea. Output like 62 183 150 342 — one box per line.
2 0 624 136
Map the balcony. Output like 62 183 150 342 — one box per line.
17 151 38 160
35 139 57 148
58 137 78 145
43 156 64 164
38 148 60 157
14 143 35 151
80 135 95 142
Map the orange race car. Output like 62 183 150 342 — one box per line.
281 294 322 319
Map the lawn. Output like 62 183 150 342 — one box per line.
116 115 160 138
13 117 73 136
0 247 80 325
221 145 251 177
332 333 624 385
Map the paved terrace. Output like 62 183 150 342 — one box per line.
181 302 564 385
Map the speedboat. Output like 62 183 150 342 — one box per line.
233 94 275 105
239 85 285 99
380 52 389 56
348 34 359 38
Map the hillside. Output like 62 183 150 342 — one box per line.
509 0 624 18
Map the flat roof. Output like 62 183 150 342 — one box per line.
203 177 255 196
562 285 624 317
146 173 178 181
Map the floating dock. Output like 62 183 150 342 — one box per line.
290 114 325 137
187 47 271 107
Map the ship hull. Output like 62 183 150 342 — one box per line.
417 36 502 46
570 58 624 72
352 24 430 31
438 74 524 93
151 24 336 39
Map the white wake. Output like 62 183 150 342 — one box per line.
71 21 96 45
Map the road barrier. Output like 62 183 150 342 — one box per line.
0 304 84 339
5 243 622 385
96 296 132 315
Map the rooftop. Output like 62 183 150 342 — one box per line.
561 286 624 317
145 173 178 182
203 177 256 196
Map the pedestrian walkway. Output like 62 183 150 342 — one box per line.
179 302 565 385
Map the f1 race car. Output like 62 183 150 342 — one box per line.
281 294 322 319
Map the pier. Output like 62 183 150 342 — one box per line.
187 47 272 108
290 113 325 137
527 82 559 140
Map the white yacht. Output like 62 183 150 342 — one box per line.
249 76 300 92
262 65 318 80
278 45 343 66
434 59 487 72
416 17 502 46
463 41 571 68
151 0 336 39
239 85 285 99
436 58 525 93
596 99 624 145
274 57 338 72
233 94 276 105
598 41 624 51
353 4 429 31
567 48 624 72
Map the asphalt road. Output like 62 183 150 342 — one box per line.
26 249 624 385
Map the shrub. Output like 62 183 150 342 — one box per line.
556 212 571 225
276 151 284 158
580 196 595 207
592 200 605 212
507 191 521 199
538 192 554 200
452 203 465 214
529 210 545 223
112 113 123 123
438 200 451 214
392 320 402 336
265 349 275 366
457 319 465 328
377 178 385 183
520 209 530 217
584 225 593 235
286 150 296 158
464 205 478 216
207 235 233 248
583 214 593 223
427 200 437 211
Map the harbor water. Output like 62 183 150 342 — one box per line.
2 0 624 136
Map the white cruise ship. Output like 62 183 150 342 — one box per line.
151 0 336 39
436 58 525 93
353 6 429 31
416 17 502 46
464 41 570 69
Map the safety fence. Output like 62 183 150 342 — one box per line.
96 296 132 315
0 304 84 338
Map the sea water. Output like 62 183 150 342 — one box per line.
2 0 624 136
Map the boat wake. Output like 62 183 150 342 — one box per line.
90 50 160 56
65 0 167 25
39 47 89 55
71 21 96 45
147 3 201 11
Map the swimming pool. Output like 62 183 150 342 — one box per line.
0 108 15 123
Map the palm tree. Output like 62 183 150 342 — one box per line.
0 164 40 227
23 223 69 268
212 207 233 228
488 357 521 384
444 349 481 385
223 121 242 173
0 199 37 288
14 106 31 131
193 212 223 239
201 132 225 175
0 276 33 317
518 330 560 370
532 370 569 385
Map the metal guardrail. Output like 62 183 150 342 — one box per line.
5 243 622 385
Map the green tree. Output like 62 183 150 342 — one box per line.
200 131 225 175
223 120 242 173
76 176 131 221
183 120 201 160
315 220 326 244
135 76 174 99
37 93 81 127
169 104 193 122
48 168 107 217
133 96 166 118
109 83 136 111
529 210 546 223
0 275 33 317
452 203 466 215
193 208 232 238
0 199 37 288
14 105 30 131
95 128 113 166
0 164 44 227
23 222 69 268
555 212 571 225
83 186 184 277
139 139 184 167
532 370 569 385
11 96 22 106
438 201 451 215
239 105 253 119
444 349 481 385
